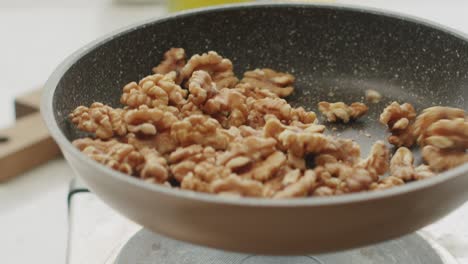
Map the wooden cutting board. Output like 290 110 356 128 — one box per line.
0 89 61 182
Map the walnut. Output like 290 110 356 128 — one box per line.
69 103 127 139
318 101 368 123
317 163 374 193
153 131 179 154
248 97 316 128
389 147 415 181
170 115 232 150
247 98 292 127
181 173 211 193
178 101 203 118
238 125 263 137
263 116 325 140
210 175 264 197
313 186 335 196
414 165 435 180
281 169 302 186
365 89 382 103
204 88 248 128
287 151 306 170
152 48 186 82
241 151 287 182
121 73 187 108
274 170 318 198
318 138 361 165
180 51 238 88
357 141 389 179
241 68 294 97
234 82 279 100
414 106 465 145
315 154 338 166
217 136 283 181
168 145 216 182
422 145 468 172
279 131 334 157
263 174 286 197
139 148 169 183
217 136 277 165
369 176 404 190
290 107 317 124
124 105 178 135
125 132 178 155
73 138 144 175
187 70 218 106
423 118 468 150
380 102 417 147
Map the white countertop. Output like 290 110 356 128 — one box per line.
0 1 467 263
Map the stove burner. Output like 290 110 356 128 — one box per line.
116 230 458 264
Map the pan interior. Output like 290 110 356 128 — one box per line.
53 5 468 159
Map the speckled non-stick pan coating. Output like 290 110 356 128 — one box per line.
43 4 468 255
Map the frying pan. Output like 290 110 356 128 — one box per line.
41 3 468 255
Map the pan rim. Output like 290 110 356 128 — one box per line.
41 2 468 207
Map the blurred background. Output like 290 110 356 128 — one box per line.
1 0 468 263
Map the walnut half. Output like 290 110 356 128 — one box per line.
379 102 416 147
318 101 368 123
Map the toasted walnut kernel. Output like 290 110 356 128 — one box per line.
152 48 186 81
318 101 368 123
168 145 225 182
170 115 232 150
204 88 248 128
125 132 177 155
414 165 435 180
211 175 264 197
234 82 279 100
124 105 178 135
217 136 282 181
242 151 287 182
365 89 382 103
287 151 306 170
279 130 334 157
274 170 317 198
369 176 404 190
180 51 238 88
178 101 203 118
390 147 415 181
282 169 302 186
73 138 144 175
313 186 335 196
424 118 468 150
318 163 374 193
249 97 316 128
70 103 127 139
263 117 325 140
121 73 187 108
414 106 465 145
181 173 211 193
320 138 361 165
379 102 417 147
187 70 218 106
140 148 169 183
357 141 389 179
241 68 295 97
422 145 468 172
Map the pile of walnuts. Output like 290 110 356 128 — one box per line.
69 48 468 198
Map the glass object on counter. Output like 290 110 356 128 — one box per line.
168 0 250 12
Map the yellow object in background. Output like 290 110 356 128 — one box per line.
168 0 250 12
